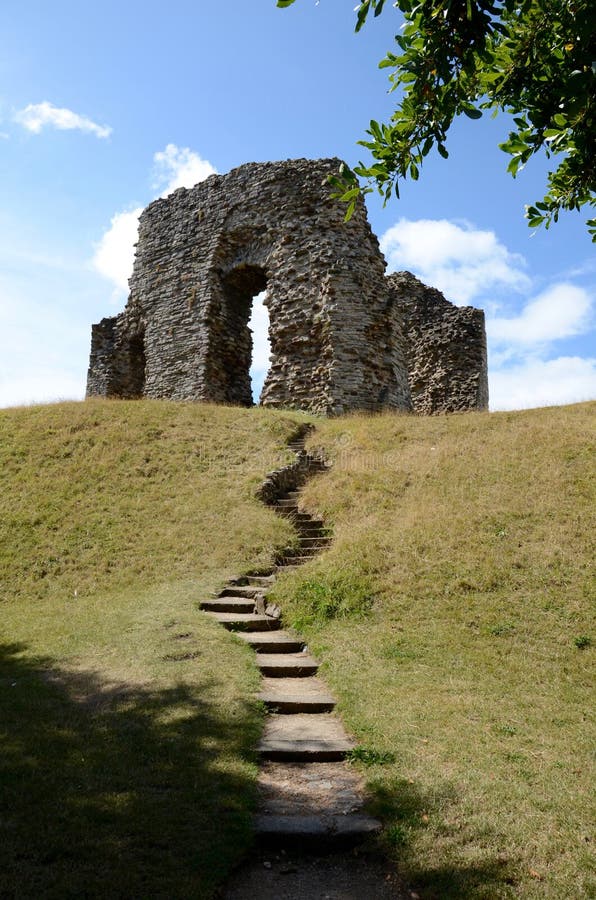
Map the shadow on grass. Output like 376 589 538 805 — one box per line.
368 777 518 899
0 642 260 899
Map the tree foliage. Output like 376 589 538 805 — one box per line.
277 0 596 238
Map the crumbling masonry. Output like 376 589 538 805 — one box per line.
87 158 488 415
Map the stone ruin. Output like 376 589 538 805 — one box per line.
87 158 488 416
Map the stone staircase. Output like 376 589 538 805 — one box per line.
200 425 381 849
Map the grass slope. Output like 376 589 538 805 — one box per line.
1 399 594 898
271 402 595 899
0 400 307 899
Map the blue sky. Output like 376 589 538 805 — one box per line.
1 0 594 411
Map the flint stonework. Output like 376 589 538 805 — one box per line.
387 271 489 415
86 158 488 415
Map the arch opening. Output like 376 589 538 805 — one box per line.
110 330 146 399
248 290 271 404
220 264 270 406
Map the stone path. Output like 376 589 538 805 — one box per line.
200 425 382 852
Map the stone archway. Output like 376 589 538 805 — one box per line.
216 263 268 407
86 158 488 415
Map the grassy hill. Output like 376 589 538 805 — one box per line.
277 402 595 898
1 398 594 898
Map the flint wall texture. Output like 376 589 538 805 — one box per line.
86 158 488 416
387 271 489 414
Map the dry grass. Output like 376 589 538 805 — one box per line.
273 402 595 899
2 398 594 898
0 399 304 606
0 399 308 898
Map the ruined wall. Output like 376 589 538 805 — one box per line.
87 158 488 416
87 158 411 416
387 271 489 414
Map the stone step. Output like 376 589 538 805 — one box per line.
275 499 299 509
297 534 331 543
205 611 280 632
277 555 317 566
199 597 255 613
219 585 267 599
256 652 318 677
295 527 328 539
276 547 318 561
258 714 353 759
236 631 305 653
253 814 382 848
258 759 364 812
246 575 276 586
259 677 335 712
293 515 325 527
259 741 353 761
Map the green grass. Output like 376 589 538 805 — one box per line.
271 402 595 899
0 399 308 899
2 398 594 898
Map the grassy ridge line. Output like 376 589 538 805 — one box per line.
273 402 595 899
0 399 309 898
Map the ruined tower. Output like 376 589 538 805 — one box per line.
87 158 488 415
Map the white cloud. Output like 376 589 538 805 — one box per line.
14 101 112 139
152 144 217 197
489 356 596 410
380 218 529 304
488 283 593 345
92 145 217 297
380 217 595 411
249 291 271 400
92 207 143 296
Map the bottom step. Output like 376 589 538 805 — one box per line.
254 814 381 848
258 739 352 761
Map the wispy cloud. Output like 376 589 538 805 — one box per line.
488 283 593 346
489 356 596 411
380 217 529 305
14 101 112 139
92 145 217 298
153 144 217 197
92 207 143 297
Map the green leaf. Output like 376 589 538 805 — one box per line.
344 200 357 222
369 119 383 141
284 0 595 238
339 187 361 202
